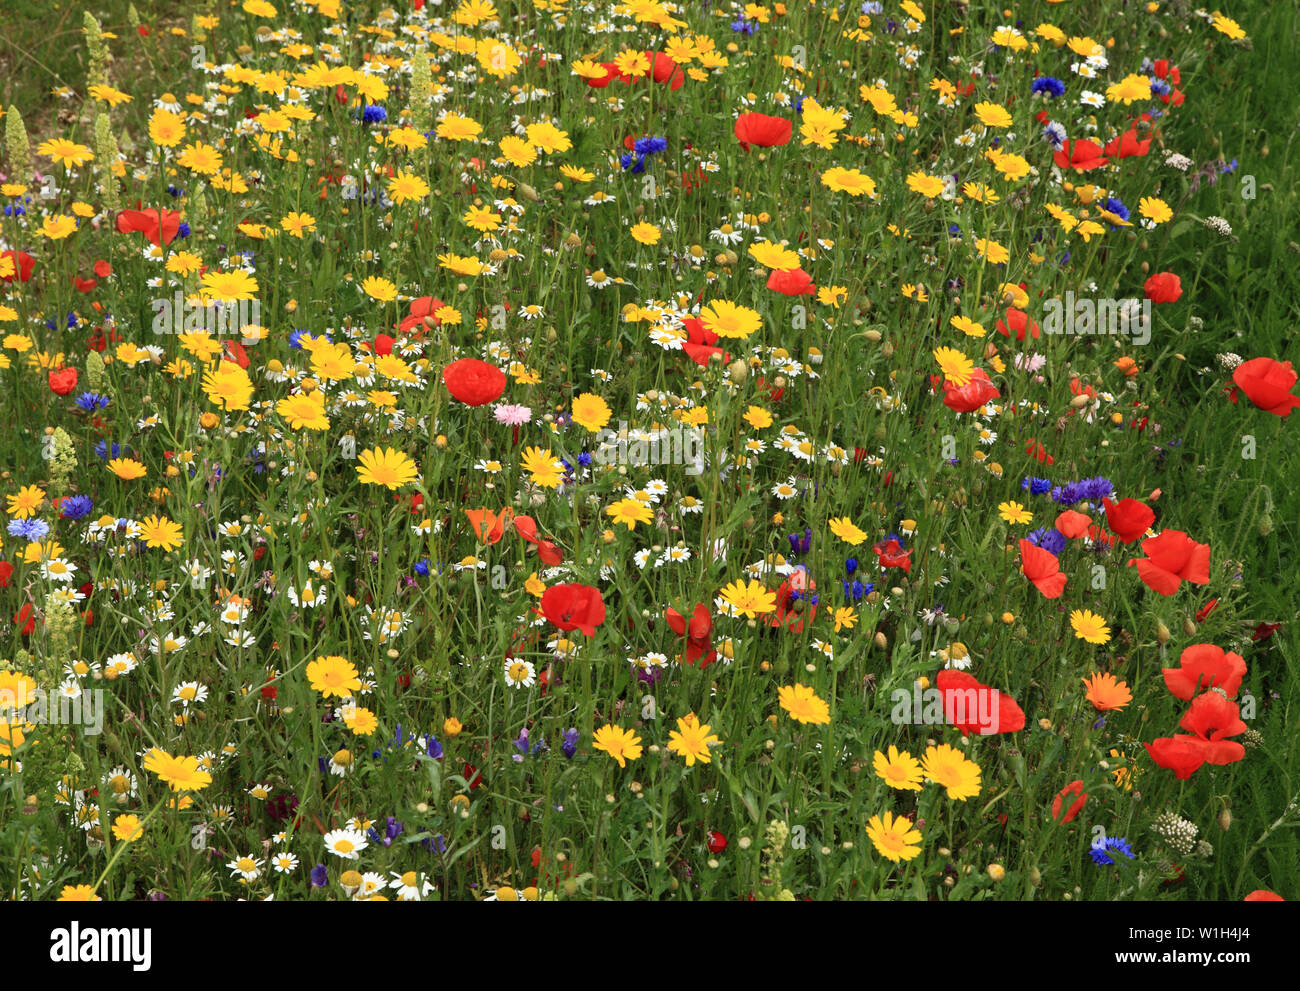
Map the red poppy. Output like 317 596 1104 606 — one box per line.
398 295 446 336
665 602 717 667
1143 272 1182 304
996 308 1041 340
465 506 512 544
583 62 624 88
646 51 684 90
1244 890 1284 901
935 669 1025 736
766 267 814 296
872 538 912 574
1054 509 1092 539
14 602 36 636
1162 644 1247 701
1053 138 1109 171
1051 780 1089 823
0 561 12 587
1252 621 1282 642
1020 539 1067 598
223 340 251 368
1127 529 1210 596
93 259 112 278
1024 438 1054 465
115 207 181 246
769 567 817 633
540 584 606 636
1103 127 1152 160
74 276 98 293
372 333 396 356
680 316 731 367
1102 496 1155 543
734 112 792 149
48 367 78 396
1195 597 1219 623
0 249 35 283
706 830 727 853
942 367 1000 413
442 358 506 406
1230 357 1300 417
1178 690 1248 764
1145 736 1209 779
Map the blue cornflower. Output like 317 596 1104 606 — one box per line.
167 184 185 198
75 392 110 412
1032 76 1066 99
1102 196 1130 221
176 222 191 239
562 727 580 758
1148 77 1171 97
1090 836 1135 866
731 19 756 34
414 560 430 578
1020 475 1052 497
633 136 668 155
362 104 388 124
620 152 647 173
8 518 49 541
60 495 94 520
1027 527 1067 556
310 864 328 887
577 451 593 467
845 557 858 576
1042 120 1067 150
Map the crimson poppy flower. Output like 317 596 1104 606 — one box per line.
93 259 112 278
1162 643 1247 701
1252 621 1282 642
734 112 792 149
768 567 817 633
443 358 506 406
996 308 1041 340
1051 780 1089 823
1230 357 1300 417
583 62 624 88
681 317 731 367
1020 539 1067 598
936 669 1025 736
0 561 12 587
540 584 605 636
1145 735 1211 779
706 830 727 853
766 268 814 296
398 295 446 336
1024 438 1054 465
1143 272 1182 304
1195 597 1219 623
14 602 36 636
1178 690 1248 763
872 538 912 574
942 368 1001 413
1053 138 1109 171
665 602 717 667
1244 890 1284 901
1104 128 1152 160
1054 509 1092 539
0 249 35 283
465 507 512 544
1102 496 1155 543
115 207 181 246
48 367 78 396
1127 529 1210 596
222 340 251 368
74 276 98 293
372 333 396 356
646 51 684 90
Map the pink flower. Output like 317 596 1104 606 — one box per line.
493 404 533 426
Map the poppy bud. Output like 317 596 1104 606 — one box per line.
1183 617 1197 636
728 358 748 383
1156 620 1171 644
874 631 888 649
1258 512 1273 536
1217 809 1232 831
515 182 539 202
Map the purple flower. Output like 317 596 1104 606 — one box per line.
310 864 328 887
562 728 580 758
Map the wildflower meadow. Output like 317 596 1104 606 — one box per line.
0 0 1297 918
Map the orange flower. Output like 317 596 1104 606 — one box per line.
466 507 513 544
1082 672 1132 711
